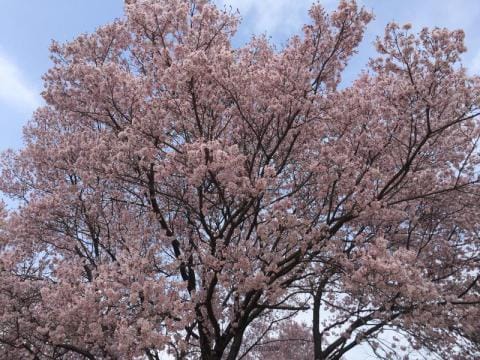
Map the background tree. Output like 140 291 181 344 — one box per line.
0 0 479 359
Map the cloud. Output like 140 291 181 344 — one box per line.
217 0 336 39
0 53 41 114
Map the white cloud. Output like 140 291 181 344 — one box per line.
218 0 336 38
0 53 41 114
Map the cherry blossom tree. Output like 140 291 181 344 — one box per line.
1 0 479 359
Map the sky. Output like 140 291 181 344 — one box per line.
0 0 479 358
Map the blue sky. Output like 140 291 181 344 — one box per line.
0 1 124 149
1 0 480 152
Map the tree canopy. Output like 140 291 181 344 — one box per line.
0 1 479 359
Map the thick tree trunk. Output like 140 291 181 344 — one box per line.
225 332 245 360
313 289 323 360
